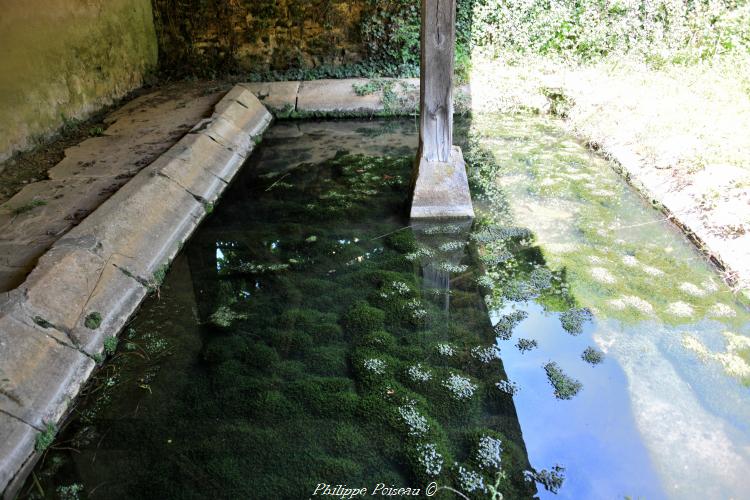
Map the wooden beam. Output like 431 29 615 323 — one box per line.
419 0 456 163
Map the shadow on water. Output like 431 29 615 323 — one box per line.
20 115 750 500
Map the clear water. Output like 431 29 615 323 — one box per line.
22 117 750 500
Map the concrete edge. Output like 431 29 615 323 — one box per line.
595 143 750 299
241 78 471 119
0 85 273 497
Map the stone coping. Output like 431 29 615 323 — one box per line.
0 85 272 497
242 78 469 118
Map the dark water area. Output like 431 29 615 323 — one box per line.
22 118 750 500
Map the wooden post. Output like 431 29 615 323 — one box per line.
419 0 456 163
410 0 474 219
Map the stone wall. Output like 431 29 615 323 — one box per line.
152 0 365 75
0 0 158 162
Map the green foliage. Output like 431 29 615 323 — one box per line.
470 0 750 63
10 199 47 215
342 301 386 337
35 422 56 452
84 311 102 330
88 125 104 137
544 362 582 400
103 336 118 356
582 346 604 365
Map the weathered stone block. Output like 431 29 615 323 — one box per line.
0 413 36 495
410 146 474 219
16 238 105 335
62 172 204 283
0 314 95 428
68 262 148 356
297 79 382 113
241 81 300 113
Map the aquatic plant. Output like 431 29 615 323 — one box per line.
525 465 566 493
436 262 469 273
582 347 604 365
476 435 504 470
544 362 582 400
528 267 553 291
406 363 432 383
436 343 456 357
476 274 496 290
398 403 429 437
56 483 84 500
516 338 538 353
442 373 478 400
471 345 501 363
404 247 434 261
439 241 468 252
379 281 411 299
496 379 519 395
559 307 593 335
493 310 529 340
454 464 487 493
209 305 247 328
363 358 386 375
423 224 463 235
667 301 694 317
342 302 385 336
415 443 444 476
471 226 532 243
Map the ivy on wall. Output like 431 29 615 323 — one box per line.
152 0 476 80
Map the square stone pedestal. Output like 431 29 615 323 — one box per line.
410 146 474 219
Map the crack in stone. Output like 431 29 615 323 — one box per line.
0 407 43 432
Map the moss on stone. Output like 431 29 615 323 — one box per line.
84 311 102 330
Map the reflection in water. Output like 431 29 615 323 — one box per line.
466 113 750 499
20 116 750 500
412 220 473 312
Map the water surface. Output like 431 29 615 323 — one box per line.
22 116 750 500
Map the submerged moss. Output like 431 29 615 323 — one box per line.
544 362 583 400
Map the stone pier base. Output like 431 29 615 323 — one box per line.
410 146 474 219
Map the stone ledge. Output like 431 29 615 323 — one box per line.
242 78 471 118
0 86 272 497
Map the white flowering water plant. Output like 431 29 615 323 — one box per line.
407 363 432 383
471 345 501 363
476 436 504 470
454 464 487 493
363 358 386 375
436 343 456 357
398 402 430 437
416 443 444 476
443 373 478 400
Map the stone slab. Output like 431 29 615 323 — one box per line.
0 314 95 428
411 146 475 219
297 79 383 113
241 81 299 113
161 132 246 183
67 262 148 356
14 237 105 336
0 414 37 495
